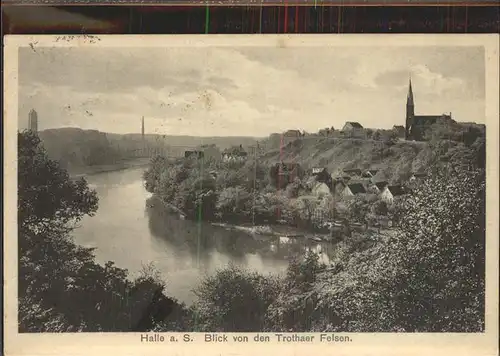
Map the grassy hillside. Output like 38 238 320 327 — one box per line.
258 136 429 183
256 120 485 184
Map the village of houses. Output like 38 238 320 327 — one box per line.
179 120 427 241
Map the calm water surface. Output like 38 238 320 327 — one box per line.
73 167 333 304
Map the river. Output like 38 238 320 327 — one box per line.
72 167 335 305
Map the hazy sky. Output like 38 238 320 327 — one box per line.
18 45 485 137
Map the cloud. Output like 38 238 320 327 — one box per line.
18 45 485 135
351 49 467 98
410 64 466 96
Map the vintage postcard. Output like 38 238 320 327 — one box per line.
3 34 499 356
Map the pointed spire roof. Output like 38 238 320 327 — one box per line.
407 75 414 106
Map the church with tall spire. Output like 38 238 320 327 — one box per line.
405 76 454 141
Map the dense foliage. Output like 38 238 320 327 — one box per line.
189 166 485 332
18 131 192 332
19 118 487 333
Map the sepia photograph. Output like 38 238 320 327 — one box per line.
3 34 499 356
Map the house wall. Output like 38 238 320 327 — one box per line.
312 182 332 198
380 188 394 203
342 187 354 198
332 182 346 196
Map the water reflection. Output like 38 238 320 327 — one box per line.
146 196 285 264
74 167 338 305
145 196 337 269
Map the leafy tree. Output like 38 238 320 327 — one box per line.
385 131 399 146
174 173 217 220
266 251 326 331
216 187 252 221
372 130 382 141
192 265 280 331
312 167 485 332
471 137 486 169
424 119 468 143
18 131 99 235
18 131 192 332
371 200 388 216
292 196 321 228
461 126 484 147
143 156 169 193
240 158 269 190
388 168 485 331
346 195 370 225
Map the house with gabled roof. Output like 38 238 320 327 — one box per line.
372 181 389 193
342 183 367 198
380 185 406 204
342 122 364 131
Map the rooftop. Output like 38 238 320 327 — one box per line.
344 122 363 129
347 183 366 194
387 185 405 196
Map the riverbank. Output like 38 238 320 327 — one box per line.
69 157 151 179
152 196 333 243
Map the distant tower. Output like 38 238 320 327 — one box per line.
141 116 145 139
405 76 415 140
28 109 38 132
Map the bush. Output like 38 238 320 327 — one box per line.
192 265 281 331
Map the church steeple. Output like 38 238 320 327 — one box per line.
405 75 415 140
407 76 414 107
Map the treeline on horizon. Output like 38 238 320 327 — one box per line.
18 117 486 332
34 120 485 175
36 127 261 174
142 120 485 229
